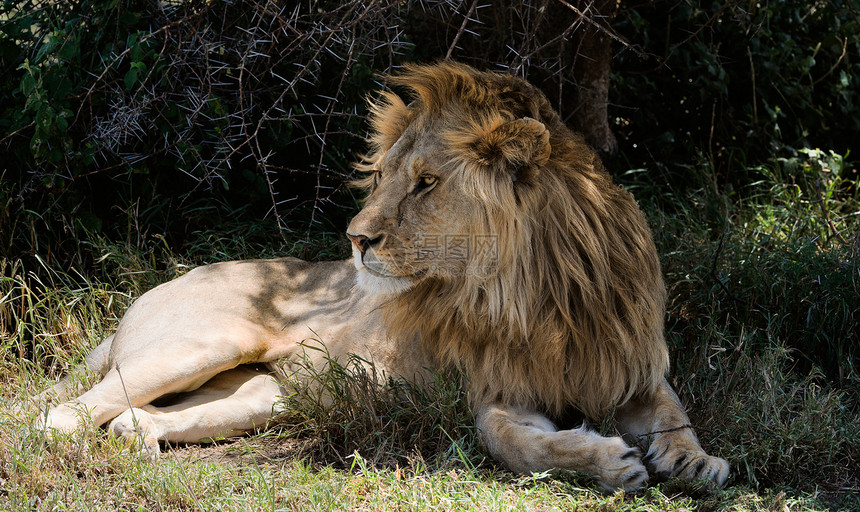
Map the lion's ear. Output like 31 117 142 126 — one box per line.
461 117 550 184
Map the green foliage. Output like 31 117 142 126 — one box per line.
3 0 857 270
1 0 141 171
1 0 406 269
613 0 860 184
625 149 860 491
651 149 860 386
0 257 121 382
717 348 859 489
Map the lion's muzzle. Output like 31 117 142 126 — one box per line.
346 232 378 254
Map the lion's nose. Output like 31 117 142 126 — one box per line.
346 233 383 254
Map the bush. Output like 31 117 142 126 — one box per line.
612 0 860 185
624 149 860 492
1 0 415 267
639 147 860 389
4 0 857 269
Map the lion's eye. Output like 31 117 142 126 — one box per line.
415 175 438 192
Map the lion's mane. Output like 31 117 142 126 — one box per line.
360 62 670 419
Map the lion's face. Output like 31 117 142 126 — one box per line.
347 68 556 297
347 119 480 296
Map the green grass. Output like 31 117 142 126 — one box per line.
1 149 859 511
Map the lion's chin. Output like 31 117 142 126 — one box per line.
354 267 414 297
352 252 414 296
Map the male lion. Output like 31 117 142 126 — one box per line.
40 62 728 490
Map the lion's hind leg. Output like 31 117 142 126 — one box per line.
33 335 114 436
108 366 282 458
476 403 649 491
36 335 113 405
42 342 250 439
616 378 729 487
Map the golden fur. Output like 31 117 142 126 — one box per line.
356 62 669 419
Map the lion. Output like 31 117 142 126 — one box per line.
39 62 729 491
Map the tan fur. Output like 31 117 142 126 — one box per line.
36 62 728 491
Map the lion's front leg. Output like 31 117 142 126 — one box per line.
476 403 648 491
616 378 729 487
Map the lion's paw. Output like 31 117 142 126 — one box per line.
108 408 161 460
644 437 729 487
593 436 649 491
39 403 87 439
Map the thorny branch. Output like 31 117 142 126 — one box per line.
554 0 646 56
81 0 412 237
13 0 626 237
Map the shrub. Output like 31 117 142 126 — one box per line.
1 0 413 267
612 0 860 186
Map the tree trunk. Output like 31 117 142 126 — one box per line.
567 0 619 156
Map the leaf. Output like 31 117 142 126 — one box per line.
21 73 36 96
56 114 68 133
58 41 78 61
124 67 139 91
124 61 147 91
129 31 144 61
